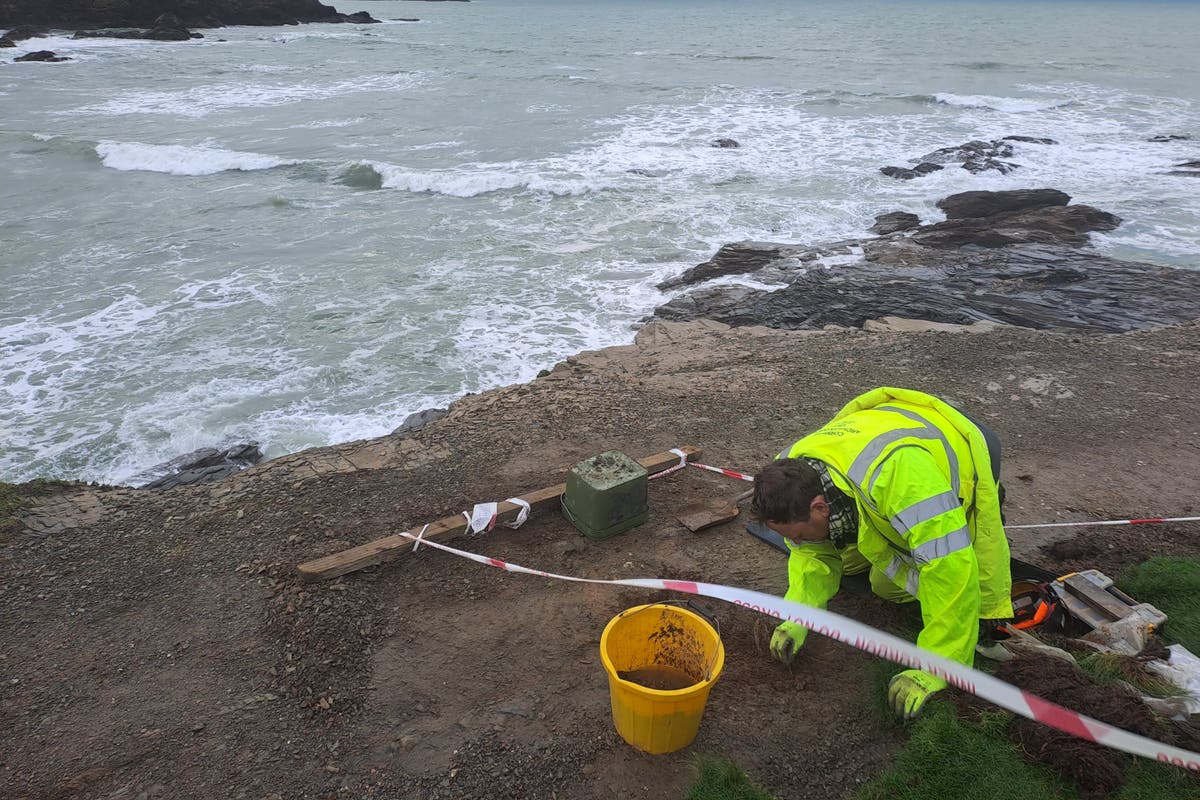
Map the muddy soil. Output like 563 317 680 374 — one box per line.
2 320 1199 800
995 654 1196 799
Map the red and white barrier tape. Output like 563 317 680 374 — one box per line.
395 530 1200 773
648 451 756 483
688 462 756 482
1007 516 1200 530
660 457 1200 530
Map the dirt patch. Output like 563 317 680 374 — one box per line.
3 321 1200 799
996 655 1161 797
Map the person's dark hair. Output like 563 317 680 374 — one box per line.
751 458 824 523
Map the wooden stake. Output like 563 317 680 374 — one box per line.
297 446 702 581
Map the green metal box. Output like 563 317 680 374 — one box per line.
562 451 649 539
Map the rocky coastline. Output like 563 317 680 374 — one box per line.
118 185 1200 492
0 0 379 30
3 147 1200 798
650 187 1200 334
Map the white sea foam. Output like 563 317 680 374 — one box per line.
95 141 298 175
5 5 1200 486
67 72 424 118
284 117 364 129
375 164 525 196
0 293 165 424
933 92 1072 112
403 140 464 151
363 161 607 198
7 33 161 58
233 64 294 74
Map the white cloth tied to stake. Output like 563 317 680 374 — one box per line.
462 497 532 536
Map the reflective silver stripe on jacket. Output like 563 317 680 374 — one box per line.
848 405 962 499
890 490 961 535
884 555 922 596
905 569 920 597
911 525 973 566
884 555 906 582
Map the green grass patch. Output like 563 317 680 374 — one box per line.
856 700 1075 800
686 756 777 800
852 556 1200 800
1075 651 1185 698
1114 758 1200 800
687 560 1200 800
1118 557 1200 654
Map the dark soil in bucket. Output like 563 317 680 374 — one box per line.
993 653 1200 799
619 665 698 691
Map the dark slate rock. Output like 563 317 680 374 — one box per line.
1148 134 1191 142
0 37 13 47
0 2 379 28
657 242 803 290
14 50 68 61
1 25 48 41
881 166 921 180
138 443 263 489
911 204 1120 249
712 138 740 149
393 407 449 436
652 244 1200 331
1174 161 1200 168
936 188 1070 219
651 244 1200 334
1002 136 1058 145
77 26 199 40
1166 171 1200 178
869 212 921 236
646 190 1193 334
961 158 1019 175
881 162 945 180
882 138 1048 179
918 139 1015 165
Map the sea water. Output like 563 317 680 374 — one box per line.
2 0 1198 484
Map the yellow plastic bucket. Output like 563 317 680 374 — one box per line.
599 603 725 754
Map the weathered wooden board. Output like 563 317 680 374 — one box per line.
297 446 702 581
676 498 740 532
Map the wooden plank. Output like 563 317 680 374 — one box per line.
297 446 702 581
1060 573 1135 623
676 498 740 532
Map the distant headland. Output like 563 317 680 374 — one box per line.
0 0 380 29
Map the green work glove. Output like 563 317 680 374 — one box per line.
887 670 948 719
770 621 806 665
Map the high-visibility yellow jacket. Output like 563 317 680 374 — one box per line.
779 387 1013 667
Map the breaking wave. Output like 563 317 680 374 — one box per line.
335 161 602 198
95 141 299 175
934 92 1073 113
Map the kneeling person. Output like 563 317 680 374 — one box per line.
751 387 1013 719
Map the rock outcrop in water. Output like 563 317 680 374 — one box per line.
136 443 263 489
880 136 1057 179
650 188 1200 333
0 1 379 28
70 13 201 41
13 49 68 61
